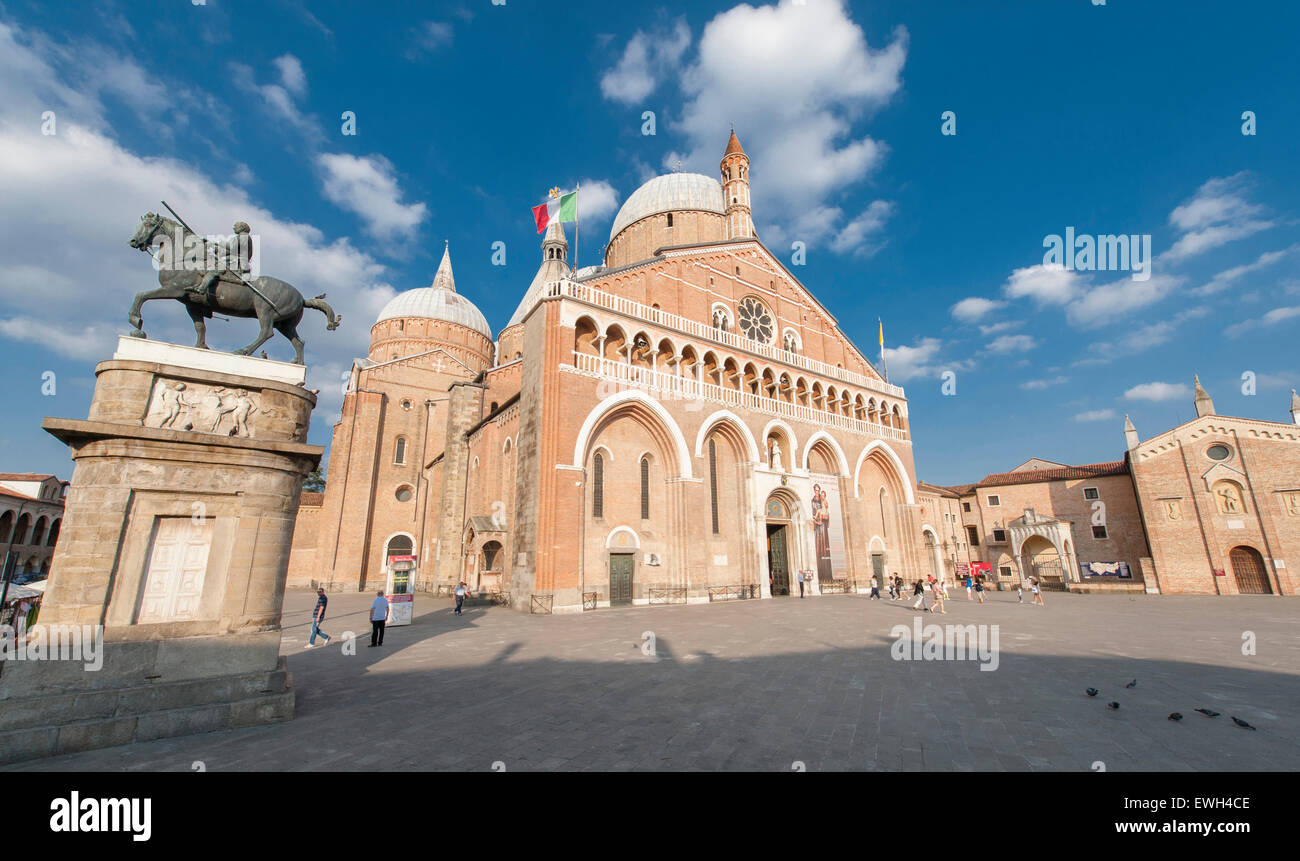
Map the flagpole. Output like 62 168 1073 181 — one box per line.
574 181 580 275
879 316 889 383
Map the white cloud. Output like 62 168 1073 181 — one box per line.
408 21 454 58
0 22 397 378
978 319 1021 336
649 0 906 252
1225 305 1300 338
829 200 894 256
951 296 1005 322
985 334 1038 354
555 178 620 223
1002 263 1080 305
1163 173 1273 263
1065 273 1184 328
1021 376 1069 390
1074 409 1116 422
1124 382 1191 402
881 337 942 383
273 54 307 97
316 153 429 241
1195 246 1294 295
600 18 690 104
230 59 321 143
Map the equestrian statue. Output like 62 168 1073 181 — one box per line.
127 203 340 364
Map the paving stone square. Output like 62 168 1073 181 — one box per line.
9 590 1299 771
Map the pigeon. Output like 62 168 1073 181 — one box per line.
1125 679 1137 689
1107 701 1120 710
1195 708 1221 717
1086 688 1099 697
1231 716 1256 730
1169 712 1183 721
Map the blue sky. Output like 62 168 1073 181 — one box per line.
1 0 1297 486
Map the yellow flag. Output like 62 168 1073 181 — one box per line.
878 319 884 347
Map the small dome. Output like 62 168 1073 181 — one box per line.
374 243 491 338
376 289 491 337
609 172 724 242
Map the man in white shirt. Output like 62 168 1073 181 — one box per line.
369 590 389 647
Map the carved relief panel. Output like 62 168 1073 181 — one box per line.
143 378 261 438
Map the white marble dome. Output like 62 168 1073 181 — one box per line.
609 172 725 242
375 288 491 337
374 243 491 338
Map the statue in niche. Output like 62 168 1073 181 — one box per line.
769 439 783 471
1213 481 1244 514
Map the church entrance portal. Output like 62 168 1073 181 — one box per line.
609 553 635 606
767 524 790 596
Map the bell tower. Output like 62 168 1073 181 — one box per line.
721 129 753 240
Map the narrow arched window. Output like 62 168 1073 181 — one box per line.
666 213 674 228
394 437 406 464
592 452 604 519
640 456 650 519
708 438 719 534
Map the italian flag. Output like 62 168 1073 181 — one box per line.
532 191 577 233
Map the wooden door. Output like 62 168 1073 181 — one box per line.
1229 546 1272 594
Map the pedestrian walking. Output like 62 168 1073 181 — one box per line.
797 569 806 598
931 576 947 614
870 574 881 600
454 580 469 615
305 587 331 648
895 575 904 602
912 578 928 611
965 575 973 601
369 589 389 647
1017 582 1024 603
1031 577 1045 606
974 576 986 604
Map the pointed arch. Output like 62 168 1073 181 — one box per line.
572 388 692 478
694 409 761 462
852 439 916 503
799 431 850 475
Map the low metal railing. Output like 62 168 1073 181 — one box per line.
707 584 761 602
529 594 554 615
648 587 688 605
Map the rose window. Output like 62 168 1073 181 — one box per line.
738 297 774 344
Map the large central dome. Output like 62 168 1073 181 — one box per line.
608 172 725 242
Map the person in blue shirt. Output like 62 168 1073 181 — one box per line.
305 587 330 648
369 590 389 647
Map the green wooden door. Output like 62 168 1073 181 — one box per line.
610 553 635 606
767 525 790 596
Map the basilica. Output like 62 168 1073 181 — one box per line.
285 132 1300 608
287 132 928 611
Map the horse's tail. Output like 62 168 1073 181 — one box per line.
305 296 341 331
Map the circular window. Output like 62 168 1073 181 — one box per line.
401 399 412 411
738 296 774 344
1207 444 1231 461
395 486 414 502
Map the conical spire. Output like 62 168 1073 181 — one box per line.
1290 388 1300 425
724 128 746 156
1123 413 1139 450
1193 373 1215 417
431 240 456 292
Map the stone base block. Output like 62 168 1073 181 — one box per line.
0 657 293 765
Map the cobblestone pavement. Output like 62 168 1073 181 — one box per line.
9 590 1299 771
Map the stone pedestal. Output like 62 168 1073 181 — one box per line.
0 338 322 764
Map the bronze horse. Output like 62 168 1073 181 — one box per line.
127 212 340 364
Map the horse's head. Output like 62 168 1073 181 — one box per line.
128 212 164 250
